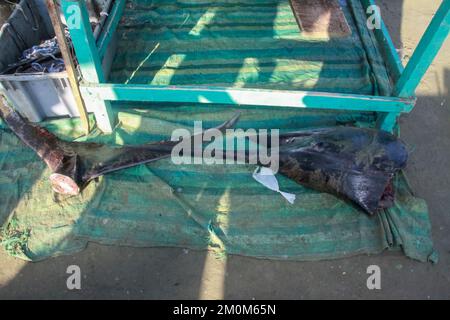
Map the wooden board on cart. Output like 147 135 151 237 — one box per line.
290 0 351 37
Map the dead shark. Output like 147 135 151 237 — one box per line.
0 99 408 215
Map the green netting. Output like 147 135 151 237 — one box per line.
0 0 435 262
110 0 392 95
0 104 437 262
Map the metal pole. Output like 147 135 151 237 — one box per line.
395 0 450 97
45 0 90 134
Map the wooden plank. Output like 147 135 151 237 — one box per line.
80 83 415 113
290 0 351 37
61 0 104 83
46 0 90 134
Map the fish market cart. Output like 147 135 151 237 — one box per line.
51 0 450 133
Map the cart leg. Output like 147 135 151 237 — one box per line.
395 0 450 97
61 0 115 133
84 95 114 133
377 112 399 133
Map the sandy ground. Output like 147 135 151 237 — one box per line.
0 0 449 299
0 4 13 26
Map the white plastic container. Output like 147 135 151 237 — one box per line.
0 0 80 122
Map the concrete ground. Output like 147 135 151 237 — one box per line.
0 0 449 299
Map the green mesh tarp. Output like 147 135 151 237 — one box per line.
0 105 437 262
0 0 436 262
110 0 392 95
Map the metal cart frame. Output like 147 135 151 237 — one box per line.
60 0 450 133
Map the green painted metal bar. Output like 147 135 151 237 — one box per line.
395 0 450 97
61 0 115 133
377 112 400 132
58 0 449 135
97 0 126 60
81 83 415 113
360 0 404 84
61 0 104 82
